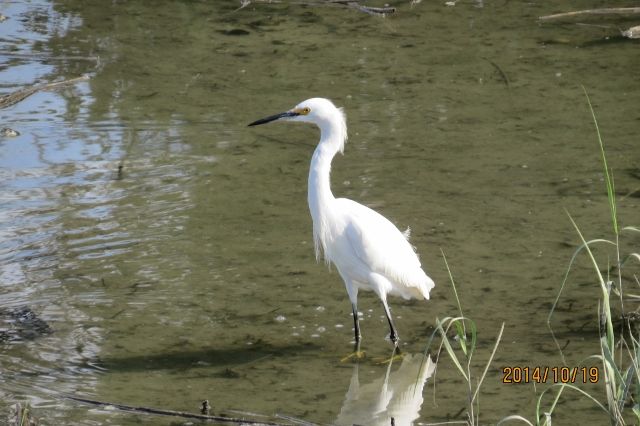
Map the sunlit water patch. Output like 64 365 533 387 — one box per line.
1 6 208 419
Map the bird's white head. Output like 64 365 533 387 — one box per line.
249 97 347 152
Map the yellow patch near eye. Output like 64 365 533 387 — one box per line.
297 107 311 115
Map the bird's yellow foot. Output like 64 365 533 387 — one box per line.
374 347 404 364
340 350 366 363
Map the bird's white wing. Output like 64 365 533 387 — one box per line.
337 198 434 299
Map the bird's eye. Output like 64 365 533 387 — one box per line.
301 107 311 115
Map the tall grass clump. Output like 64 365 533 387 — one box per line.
544 87 640 425
424 250 505 426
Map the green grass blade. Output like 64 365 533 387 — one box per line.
537 383 609 421
566 211 615 350
547 237 615 324
469 319 477 362
601 335 624 385
619 365 635 414
436 317 469 381
582 86 617 235
442 249 465 325
454 320 467 356
472 322 505 403
496 415 535 426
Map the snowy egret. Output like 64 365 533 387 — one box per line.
249 98 434 349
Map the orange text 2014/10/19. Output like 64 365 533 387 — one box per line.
502 366 600 384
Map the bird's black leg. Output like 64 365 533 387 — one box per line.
352 303 362 347
381 300 399 346
386 316 399 346
340 303 365 362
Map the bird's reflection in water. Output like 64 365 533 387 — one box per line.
336 352 436 426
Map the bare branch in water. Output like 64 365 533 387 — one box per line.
481 57 510 89
239 0 396 16
539 7 640 21
0 75 89 110
65 395 306 425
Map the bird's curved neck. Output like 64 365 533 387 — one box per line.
308 119 345 219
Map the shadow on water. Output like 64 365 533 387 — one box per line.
580 35 639 47
98 341 321 373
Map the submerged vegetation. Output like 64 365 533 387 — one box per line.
8 403 38 426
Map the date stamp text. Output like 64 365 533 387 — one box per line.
502 366 600 384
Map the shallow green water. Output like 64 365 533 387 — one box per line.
1 1 639 424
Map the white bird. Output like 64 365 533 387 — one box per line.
249 98 434 350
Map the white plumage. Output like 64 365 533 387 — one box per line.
249 97 434 347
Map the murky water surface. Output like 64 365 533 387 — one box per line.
1 0 639 424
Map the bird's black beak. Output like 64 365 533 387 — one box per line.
248 111 299 127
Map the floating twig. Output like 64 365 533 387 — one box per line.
539 7 640 21
65 395 293 425
0 53 99 62
0 75 89 110
238 0 395 16
332 1 396 16
275 413 318 425
482 57 510 89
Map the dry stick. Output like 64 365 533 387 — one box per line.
482 57 510 89
327 0 395 15
241 0 395 16
0 53 99 62
65 395 294 426
539 7 640 21
275 413 320 426
0 75 89 110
